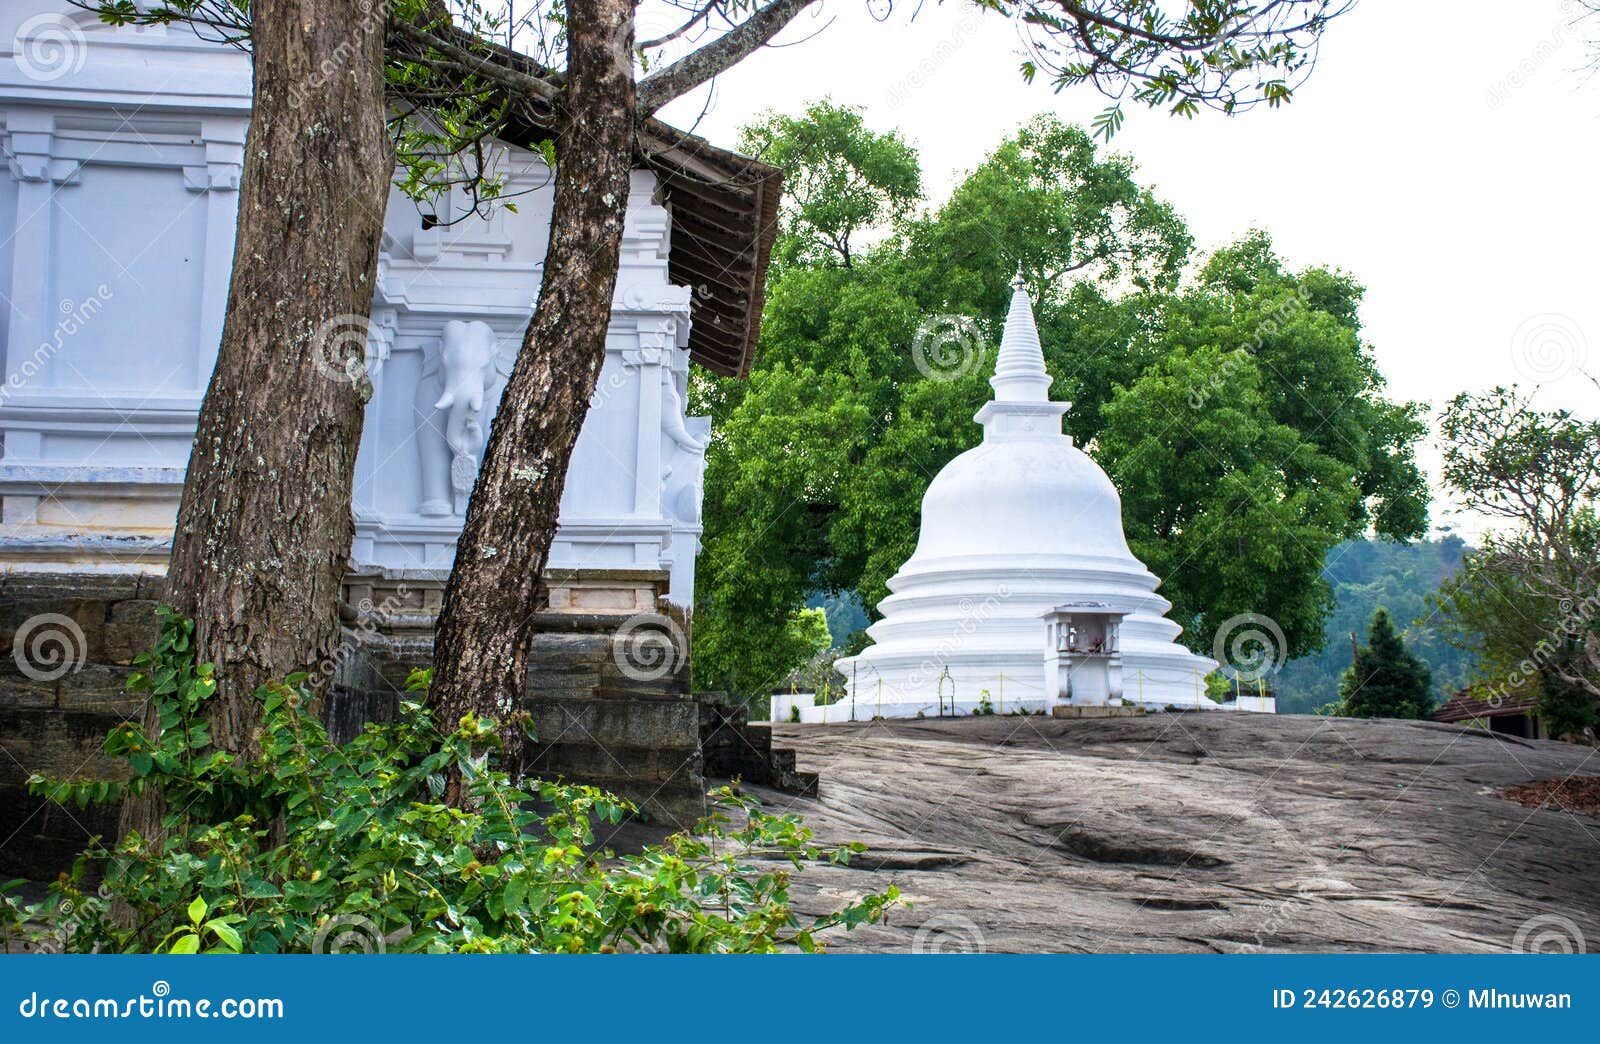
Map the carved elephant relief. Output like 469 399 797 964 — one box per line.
414 320 511 516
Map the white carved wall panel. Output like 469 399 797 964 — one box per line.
0 3 710 604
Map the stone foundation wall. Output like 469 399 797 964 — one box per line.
0 572 159 879
337 566 709 826
0 568 713 879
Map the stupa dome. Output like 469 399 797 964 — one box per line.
829 272 1216 717
913 437 1131 563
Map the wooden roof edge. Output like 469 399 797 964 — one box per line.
735 168 782 379
1432 687 1538 722
418 38 782 380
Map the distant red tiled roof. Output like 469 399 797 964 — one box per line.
1433 687 1537 723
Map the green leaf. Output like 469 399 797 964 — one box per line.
205 919 243 953
187 895 207 924
503 875 528 913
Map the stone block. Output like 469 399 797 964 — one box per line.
55 666 142 715
0 572 142 605
524 740 706 828
529 696 699 750
0 796 118 881
13 709 131 785
102 599 162 665
0 667 57 710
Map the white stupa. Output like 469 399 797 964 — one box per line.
829 273 1216 717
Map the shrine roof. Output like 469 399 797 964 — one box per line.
429 32 781 379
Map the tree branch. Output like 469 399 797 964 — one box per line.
636 0 820 116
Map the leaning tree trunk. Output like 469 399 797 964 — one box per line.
428 0 635 779
121 0 392 844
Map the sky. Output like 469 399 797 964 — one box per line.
656 0 1600 541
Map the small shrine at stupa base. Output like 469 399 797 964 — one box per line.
774 273 1278 724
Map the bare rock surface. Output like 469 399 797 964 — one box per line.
738 714 1600 953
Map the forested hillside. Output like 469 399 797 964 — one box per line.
1274 536 1477 714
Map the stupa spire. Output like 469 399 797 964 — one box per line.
990 269 1051 403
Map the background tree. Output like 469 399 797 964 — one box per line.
739 100 922 270
1335 607 1432 719
693 110 1428 699
1431 387 1600 737
1096 234 1429 660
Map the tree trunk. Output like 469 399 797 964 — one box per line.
428 0 635 776
122 0 392 842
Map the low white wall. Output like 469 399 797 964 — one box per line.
769 691 815 722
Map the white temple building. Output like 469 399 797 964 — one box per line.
0 3 778 613
819 275 1223 720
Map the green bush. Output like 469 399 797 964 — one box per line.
4 609 897 954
